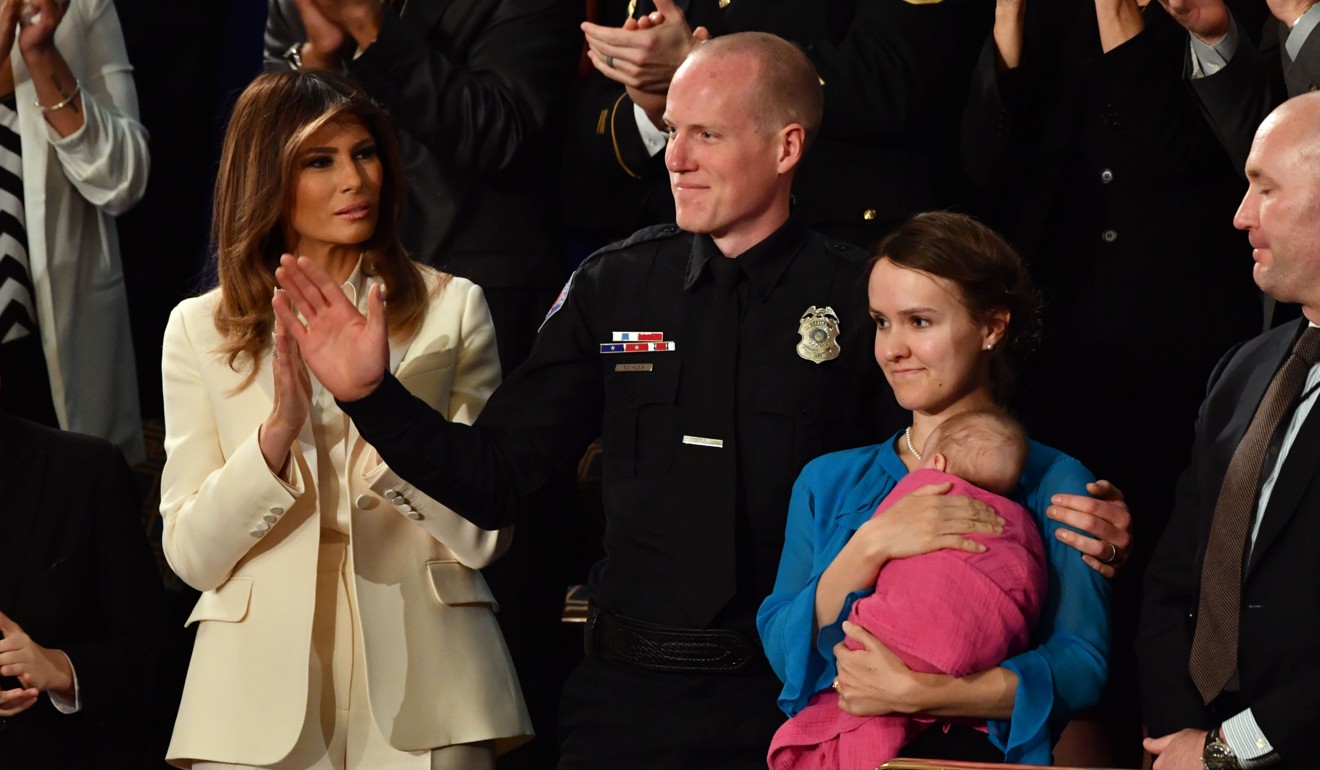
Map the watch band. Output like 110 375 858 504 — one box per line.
1203 724 1242 770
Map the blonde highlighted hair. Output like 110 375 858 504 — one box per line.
210 70 434 389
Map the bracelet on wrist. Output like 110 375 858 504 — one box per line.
282 42 303 71
34 80 80 114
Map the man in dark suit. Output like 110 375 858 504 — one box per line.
0 413 165 769
1138 92 1320 770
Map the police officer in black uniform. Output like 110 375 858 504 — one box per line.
274 32 902 769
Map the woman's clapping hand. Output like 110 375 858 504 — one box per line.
259 297 313 474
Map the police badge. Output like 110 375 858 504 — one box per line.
796 306 841 364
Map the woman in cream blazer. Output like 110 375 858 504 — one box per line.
160 71 529 769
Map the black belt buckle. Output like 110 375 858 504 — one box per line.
584 605 754 674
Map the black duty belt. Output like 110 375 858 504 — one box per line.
583 605 755 674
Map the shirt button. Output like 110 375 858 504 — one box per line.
384 489 399 500
250 530 265 538
406 511 424 521
355 494 373 509
269 506 285 516
1100 169 1114 184
263 513 279 523
256 521 271 532
398 503 414 513
1102 229 1118 243
862 208 877 221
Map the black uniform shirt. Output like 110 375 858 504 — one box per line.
342 218 900 634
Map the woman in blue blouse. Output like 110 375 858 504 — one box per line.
758 212 1114 764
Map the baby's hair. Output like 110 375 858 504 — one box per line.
925 410 1028 495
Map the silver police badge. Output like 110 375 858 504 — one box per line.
796 306 841 364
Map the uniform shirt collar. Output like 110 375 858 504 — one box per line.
683 216 808 300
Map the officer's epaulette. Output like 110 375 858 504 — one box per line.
816 234 871 266
587 223 685 260
542 224 686 329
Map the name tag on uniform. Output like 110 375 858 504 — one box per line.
682 435 724 449
614 363 654 372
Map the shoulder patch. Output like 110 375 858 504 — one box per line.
541 270 577 329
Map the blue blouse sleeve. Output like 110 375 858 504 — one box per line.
757 454 887 716
988 448 1112 763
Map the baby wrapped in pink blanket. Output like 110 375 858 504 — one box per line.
769 411 1047 770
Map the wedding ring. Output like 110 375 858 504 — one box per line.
605 55 614 68
1101 542 1118 564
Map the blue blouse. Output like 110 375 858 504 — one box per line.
756 435 1110 764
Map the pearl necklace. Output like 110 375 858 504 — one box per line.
904 426 922 461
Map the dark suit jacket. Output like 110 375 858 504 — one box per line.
265 0 580 292
1138 319 1320 770
0 414 164 769
1187 6 1304 173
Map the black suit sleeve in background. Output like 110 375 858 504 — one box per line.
0 417 166 768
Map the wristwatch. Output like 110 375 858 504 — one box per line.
282 42 303 71
1203 725 1242 770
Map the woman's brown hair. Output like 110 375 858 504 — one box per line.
211 70 433 389
872 211 1042 406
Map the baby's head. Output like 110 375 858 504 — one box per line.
919 410 1028 496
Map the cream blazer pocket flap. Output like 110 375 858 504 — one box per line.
398 350 456 410
184 578 253 626
427 560 499 611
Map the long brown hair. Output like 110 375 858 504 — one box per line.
211 70 433 389
873 212 1042 406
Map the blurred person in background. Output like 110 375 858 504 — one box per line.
0 0 148 463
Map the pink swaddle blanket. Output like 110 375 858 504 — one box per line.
768 468 1047 770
